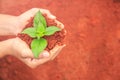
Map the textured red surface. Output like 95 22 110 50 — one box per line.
0 0 120 80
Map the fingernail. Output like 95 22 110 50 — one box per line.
59 23 64 29
55 20 64 29
49 15 56 19
42 51 49 57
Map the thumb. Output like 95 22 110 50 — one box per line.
38 50 50 58
20 46 34 58
12 38 34 58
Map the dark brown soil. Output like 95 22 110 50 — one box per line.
17 17 65 51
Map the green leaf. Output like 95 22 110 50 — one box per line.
31 38 47 58
22 28 37 38
44 26 61 36
36 21 45 33
35 22 45 38
33 10 47 28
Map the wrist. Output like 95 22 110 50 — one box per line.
0 38 14 58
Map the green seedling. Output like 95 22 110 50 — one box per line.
22 11 61 58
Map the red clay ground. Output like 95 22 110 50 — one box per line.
0 0 120 80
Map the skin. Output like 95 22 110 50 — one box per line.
0 8 66 68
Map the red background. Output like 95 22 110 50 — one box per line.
0 0 120 80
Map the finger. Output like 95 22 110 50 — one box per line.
50 44 66 60
13 37 34 58
19 57 50 68
17 39 34 58
19 58 36 68
21 47 34 58
19 44 65 68
19 8 56 23
19 50 50 68
54 20 64 29
38 50 50 58
40 8 56 19
33 57 50 66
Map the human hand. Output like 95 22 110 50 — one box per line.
14 38 65 68
2 8 66 68
1 37 65 68
17 8 63 34
10 37 65 68
9 37 51 68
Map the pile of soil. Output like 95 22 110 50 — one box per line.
17 17 65 51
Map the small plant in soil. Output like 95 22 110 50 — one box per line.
22 11 61 58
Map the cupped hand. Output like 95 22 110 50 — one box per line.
9 8 66 68
11 37 65 68
10 37 49 68
16 8 57 34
